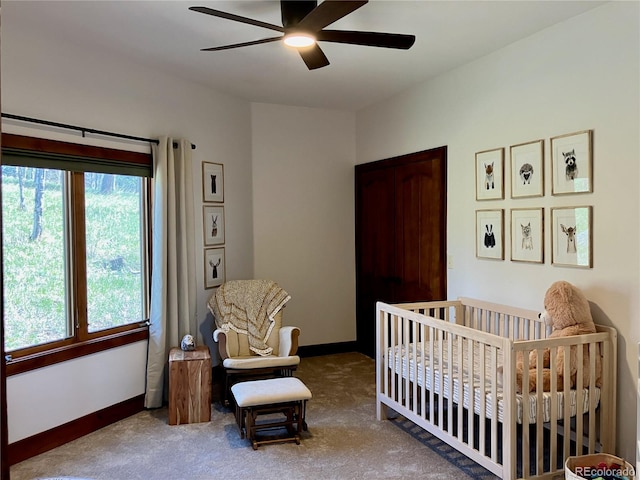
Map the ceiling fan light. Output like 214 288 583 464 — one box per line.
283 33 316 48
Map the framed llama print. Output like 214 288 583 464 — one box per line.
475 148 504 201
203 205 225 246
551 206 592 268
204 247 226 289
202 162 224 203
511 208 544 263
510 139 544 198
476 209 504 260
551 130 592 195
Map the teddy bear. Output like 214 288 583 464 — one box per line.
515 280 602 393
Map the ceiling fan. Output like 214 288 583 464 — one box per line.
189 1 416 70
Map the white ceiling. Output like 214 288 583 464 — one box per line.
4 0 605 111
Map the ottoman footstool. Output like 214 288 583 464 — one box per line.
231 377 312 449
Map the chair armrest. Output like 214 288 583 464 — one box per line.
213 329 230 361
279 326 300 356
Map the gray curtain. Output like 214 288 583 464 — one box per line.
144 137 197 408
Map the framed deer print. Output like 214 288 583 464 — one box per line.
551 130 592 195
476 209 504 260
511 208 544 263
475 148 504 201
204 247 226 289
551 206 592 268
202 162 224 202
510 139 544 198
203 205 225 246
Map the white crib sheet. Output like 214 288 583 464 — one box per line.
388 341 600 425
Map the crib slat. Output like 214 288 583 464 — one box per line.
563 345 571 460
478 342 486 457
535 348 543 476
490 346 498 463
549 346 558 473
575 344 584 455
588 342 596 453
446 333 453 437
456 332 463 443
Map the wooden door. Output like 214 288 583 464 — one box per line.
355 147 447 357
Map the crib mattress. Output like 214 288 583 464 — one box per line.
387 342 600 425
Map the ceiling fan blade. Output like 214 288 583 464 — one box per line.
201 37 283 52
297 1 368 32
298 44 330 70
317 30 415 49
189 6 284 33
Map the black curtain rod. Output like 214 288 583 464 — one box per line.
1 113 196 150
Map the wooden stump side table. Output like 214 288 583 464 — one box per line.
168 346 212 425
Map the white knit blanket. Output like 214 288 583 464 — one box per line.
208 280 290 355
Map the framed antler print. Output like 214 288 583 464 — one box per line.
204 247 226 289
551 206 592 268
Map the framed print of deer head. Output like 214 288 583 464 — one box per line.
204 247 226 289
203 205 225 246
551 206 592 268
475 148 504 201
476 209 504 260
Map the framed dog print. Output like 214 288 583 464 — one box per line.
475 148 504 201
204 247 226 289
476 209 504 260
510 139 544 198
202 162 224 202
551 130 592 195
510 208 544 263
203 205 225 246
551 206 592 268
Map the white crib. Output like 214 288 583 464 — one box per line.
376 298 617 480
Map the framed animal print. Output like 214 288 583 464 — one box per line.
551 206 592 268
204 247 226 289
475 148 504 201
476 209 504 260
550 130 592 195
203 205 225 246
202 162 224 202
510 139 544 198
510 208 544 263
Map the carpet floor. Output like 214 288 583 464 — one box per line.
11 352 496 480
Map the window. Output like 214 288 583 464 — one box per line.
1 134 151 374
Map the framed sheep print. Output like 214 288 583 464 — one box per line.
202 162 224 203
476 209 504 260
475 148 504 201
551 206 592 268
510 139 544 198
203 205 225 246
204 247 226 289
551 130 592 195
510 208 544 263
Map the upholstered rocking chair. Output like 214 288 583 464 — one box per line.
209 280 301 406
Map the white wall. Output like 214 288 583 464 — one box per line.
251 103 356 345
2 15 254 441
356 2 640 460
